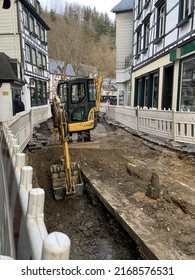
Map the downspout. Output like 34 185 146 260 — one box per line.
130 0 135 107
16 0 24 68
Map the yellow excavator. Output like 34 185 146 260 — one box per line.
50 75 103 199
52 74 103 142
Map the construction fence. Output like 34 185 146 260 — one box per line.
104 105 195 145
0 105 70 260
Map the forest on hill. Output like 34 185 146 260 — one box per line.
41 2 116 78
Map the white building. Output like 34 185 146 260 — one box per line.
112 0 134 106
132 0 195 111
0 0 50 119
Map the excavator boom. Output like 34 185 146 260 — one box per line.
50 96 83 200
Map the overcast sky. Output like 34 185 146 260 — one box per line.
39 0 120 20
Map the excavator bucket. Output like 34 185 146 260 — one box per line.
51 160 83 200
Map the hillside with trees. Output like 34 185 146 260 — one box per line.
41 2 116 78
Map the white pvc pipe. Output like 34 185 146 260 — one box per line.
10 138 17 156
12 144 20 167
27 188 48 260
27 188 45 217
15 152 26 170
20 166 33 191
42 232 71 260
19 166 33 215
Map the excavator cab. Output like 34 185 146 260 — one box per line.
54 76 103 141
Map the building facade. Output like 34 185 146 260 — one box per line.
112 0 134 106
132 0 195 111
0 0 50 112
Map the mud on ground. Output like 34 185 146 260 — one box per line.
27 115 195 260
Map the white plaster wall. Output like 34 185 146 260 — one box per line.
0 83 13 121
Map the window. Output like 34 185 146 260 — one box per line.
138 0 143 16
30 79 47 106
136 27 142 57
152 73 159 108
41 28 45 42
143 76 149 107
178 0 193 26
88 79 96 101
30 79 36 106
72 107 85 121
36 22 41 38
32 48 36 65
37 52 42 66
143 20 150 50
180 57 195 111
143 0 150 9
159 4 165 37
25 44 31 62
23 10 28 28
58 83 68 110
29 16 34 33
42 55 47 69
154 0 166 43
71 84 85 103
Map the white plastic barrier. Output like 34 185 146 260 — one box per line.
0 105 71 260
106 106 195 144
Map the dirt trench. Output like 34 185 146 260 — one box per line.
27 115 195 259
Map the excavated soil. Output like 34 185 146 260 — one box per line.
27 115 195 260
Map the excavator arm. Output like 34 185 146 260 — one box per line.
94 75 103 121
51 96 83 199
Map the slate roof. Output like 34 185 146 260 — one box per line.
0 52 24 84
112 0 134 13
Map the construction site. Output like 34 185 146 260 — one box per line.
26 114 195 260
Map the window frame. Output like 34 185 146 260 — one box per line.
23 9 29 29
177 0 194 27
135 26 142 58
31 48 37 65
25 43 31 63
179 56 195 111
143 19 150 51
154 0 166 44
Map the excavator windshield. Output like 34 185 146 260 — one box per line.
58 83 68 110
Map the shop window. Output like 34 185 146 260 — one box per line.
152 73 159 108
143 76 149 107
180 57 195 111
30 79 47 106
